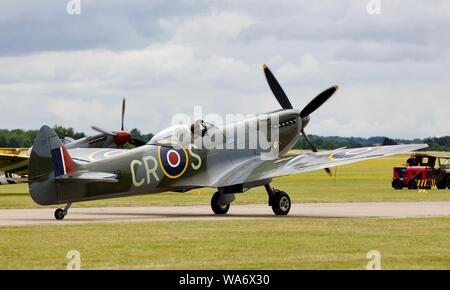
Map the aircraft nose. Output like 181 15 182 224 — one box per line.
301 115 310 129
113 130 131 145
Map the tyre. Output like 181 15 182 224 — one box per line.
211 192 230 215
436 180 446 189
392 179 403 190
272 191 291 216
407 179 417 190
447 176 450 189
54 208 65 220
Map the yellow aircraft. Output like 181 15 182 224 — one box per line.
0 148 29 184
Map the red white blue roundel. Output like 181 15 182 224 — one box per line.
158 145 189 179
329 147 383 160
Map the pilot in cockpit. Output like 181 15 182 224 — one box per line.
190 120 214 137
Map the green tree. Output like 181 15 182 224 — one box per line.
52 125 85 140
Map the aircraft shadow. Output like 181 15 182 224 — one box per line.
84 211 349 219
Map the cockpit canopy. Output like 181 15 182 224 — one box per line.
149 120 216 145
190 120 215 137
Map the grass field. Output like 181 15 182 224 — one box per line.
1 217 449 269
1 153 450 270
1 154 449 209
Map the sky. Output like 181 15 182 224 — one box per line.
0 0 449 139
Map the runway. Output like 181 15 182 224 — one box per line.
1 201 450 226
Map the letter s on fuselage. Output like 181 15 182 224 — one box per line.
188 144 202 170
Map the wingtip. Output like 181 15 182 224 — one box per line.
262 64 268 70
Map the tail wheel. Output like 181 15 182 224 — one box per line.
272 191 291 216
408 179 417 190
211 191 230 215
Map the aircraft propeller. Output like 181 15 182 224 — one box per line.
263 64 338 175
91 98 147 147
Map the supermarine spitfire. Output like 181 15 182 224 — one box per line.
28 65 427 219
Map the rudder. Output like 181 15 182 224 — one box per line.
28 125 75 205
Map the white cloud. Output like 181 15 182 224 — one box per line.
0 1 449 138
277 54 321 83
163 10 255 44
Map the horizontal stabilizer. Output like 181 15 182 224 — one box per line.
55 171 118 183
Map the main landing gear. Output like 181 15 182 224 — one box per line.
210 184 292 216
265 184 291 216
54 203 72 220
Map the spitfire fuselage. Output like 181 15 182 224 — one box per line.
54 110 303 204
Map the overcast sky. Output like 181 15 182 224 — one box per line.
0 0 449 138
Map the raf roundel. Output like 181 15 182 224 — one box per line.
158 146 189 179
328 147 384 160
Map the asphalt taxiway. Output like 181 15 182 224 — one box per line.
0 201 450 226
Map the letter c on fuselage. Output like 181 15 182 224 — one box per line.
130 159 144 187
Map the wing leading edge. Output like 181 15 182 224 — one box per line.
213 144 428 187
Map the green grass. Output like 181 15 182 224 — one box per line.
1 154 449 209
1 153 449 270
1 217 449 269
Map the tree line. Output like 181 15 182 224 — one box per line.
0 126 153 148
295 135 450 151
0 126 448 151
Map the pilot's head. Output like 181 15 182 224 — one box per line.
191 121 203 137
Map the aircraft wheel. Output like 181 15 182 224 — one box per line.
272 191 291 216
408 180 417 190
211 192 230 215
54 208 65 220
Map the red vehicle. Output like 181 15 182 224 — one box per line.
392 166 435 190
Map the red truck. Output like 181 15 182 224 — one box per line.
392 166 435 190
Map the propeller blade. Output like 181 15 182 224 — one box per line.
121 98 126 131
263 64 293 110
301 129 332 176
91 125 117 137
129 137 147 147
300 86 338 118
301 129 318 153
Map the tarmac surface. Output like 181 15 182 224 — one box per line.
0 201 450 226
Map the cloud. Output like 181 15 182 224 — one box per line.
163 10 255 44
0 1 449 138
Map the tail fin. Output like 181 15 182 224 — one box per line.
28 125 75 205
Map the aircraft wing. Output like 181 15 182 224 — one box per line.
212 144 428 187
0 150 29 175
